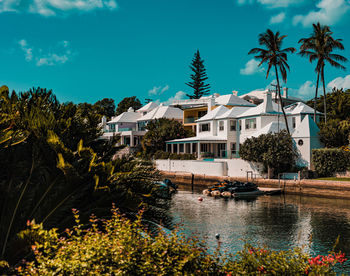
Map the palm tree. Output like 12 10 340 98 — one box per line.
249 29 296 135
299 22 347 123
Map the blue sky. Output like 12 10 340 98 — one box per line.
0 0 349 105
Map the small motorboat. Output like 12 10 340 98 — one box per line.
202 180 263 198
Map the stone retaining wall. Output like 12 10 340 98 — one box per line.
161 171 350 200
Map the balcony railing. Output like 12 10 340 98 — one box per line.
118 127 134 132
184 117 199 124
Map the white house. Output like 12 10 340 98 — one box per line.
101 102 183 147
166 91 323 169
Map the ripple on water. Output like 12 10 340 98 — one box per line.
169 190 350 272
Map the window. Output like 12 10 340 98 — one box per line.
230 120 236 131
109 124 115 132
179 144 184 152
245 118 257 130
199 123 210 132
200 143 208 152
219 121 224 131
292 117 296 129
231 143 237 157
298 139 304 146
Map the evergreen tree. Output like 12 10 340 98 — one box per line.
186 50 210 99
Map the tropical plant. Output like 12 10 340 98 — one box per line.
249 29 296 135
299 22 347 123
142 118 194 155
0 88 168 267
186 50 210 99
239 130 299 178
115 96 142 116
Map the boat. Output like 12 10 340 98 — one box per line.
203 180 263 198
155 179 178 198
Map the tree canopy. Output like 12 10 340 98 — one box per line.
185 50 210 99
142 118 193 155
93 98 116 119
307 88 350 147
115 96 142 116
239 131 298 176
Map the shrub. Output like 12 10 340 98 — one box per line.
153 150 196 160
312 148 350 177
15 208 347 275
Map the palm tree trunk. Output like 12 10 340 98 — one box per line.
275 65 290 135
321 68 327 123
314 72 320 122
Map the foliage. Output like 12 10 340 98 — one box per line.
239 130 298 175
318 119 350 148
0 87 168 266
312 148 350 177
115 96 142 116
307 88 350 147
16 209 346 275
185 50 210 99
299 22 347 122
93 98 116 119
249 29 296 135
153 150 196 160
142 118 194 155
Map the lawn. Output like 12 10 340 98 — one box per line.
315 177 350 182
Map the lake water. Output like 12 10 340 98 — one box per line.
169 187 350 272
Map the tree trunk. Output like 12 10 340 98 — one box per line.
275 66 290 135
314 72 320 122
321 68 327 123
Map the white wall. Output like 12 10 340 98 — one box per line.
215 158 263 178
155 159 227 176
156 158 264 178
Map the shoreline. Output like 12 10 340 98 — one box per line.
162 171 350 200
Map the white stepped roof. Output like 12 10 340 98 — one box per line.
240 89 303 102
196 105 229 122
137 102 159 113
292 115 320 138
215 94 256 107
137 105 183 121
107 111 141 124
238 100 282 118
249 121 288 138
285 102 322 115
216 106 253 119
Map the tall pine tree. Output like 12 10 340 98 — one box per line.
186 50 210 99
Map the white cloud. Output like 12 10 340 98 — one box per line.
0 0 117 16
18 39 33 61
148 85 169 96
238 0 305 8
18 39 73 66
163 91 186 105
240 59 265 75
293 0 350 27
327 75 350 90
270 12 286 24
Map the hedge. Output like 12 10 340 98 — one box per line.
312 148 350 177
153 150 196 160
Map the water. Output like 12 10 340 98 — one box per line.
169 188 350 272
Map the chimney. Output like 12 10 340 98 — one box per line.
232 90 238 96
208 95 216 111
283 87 288 98
262 90 273 113
213 93 220 98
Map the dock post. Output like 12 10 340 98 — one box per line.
191 173 194 192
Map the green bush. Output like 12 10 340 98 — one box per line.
312 148 350 176
14 208 347 275
153 150 196 160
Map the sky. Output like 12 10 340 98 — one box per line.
0 0 350 105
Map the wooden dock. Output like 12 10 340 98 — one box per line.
259 187 283 195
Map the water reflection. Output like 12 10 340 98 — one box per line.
170 188 350 272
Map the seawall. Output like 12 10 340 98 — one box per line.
161 171 350 200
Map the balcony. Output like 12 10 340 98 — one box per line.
118 127 134 132
184 117 199 124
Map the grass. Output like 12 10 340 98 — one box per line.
315 177 350 182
